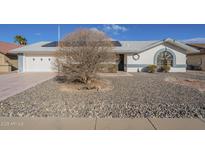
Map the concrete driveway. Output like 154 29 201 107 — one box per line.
0 73 56 101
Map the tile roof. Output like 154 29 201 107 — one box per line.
114 41 158 53
115 38 199 54
10 40 159 53
11 41 58 53
0 41 22 54
10 38 200 54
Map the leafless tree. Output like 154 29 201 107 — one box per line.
55 28 115 85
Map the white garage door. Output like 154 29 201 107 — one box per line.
25 55 55 72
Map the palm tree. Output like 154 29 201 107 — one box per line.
14 35 27 45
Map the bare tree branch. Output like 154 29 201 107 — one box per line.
54 28 116 84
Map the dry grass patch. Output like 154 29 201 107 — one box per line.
165 76 205 92
59 79 113 92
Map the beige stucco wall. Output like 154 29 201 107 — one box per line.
0 53 18 72
0 53 5 64
8 59 18 68
187 54 205 71
0 65 11 72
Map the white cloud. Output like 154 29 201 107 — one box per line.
89 27 105 35
89 27 114 40
103 24 128 34
183 37 205 43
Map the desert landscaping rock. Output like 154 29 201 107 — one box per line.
0 72 205 118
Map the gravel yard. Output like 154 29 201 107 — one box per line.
0 72 205 118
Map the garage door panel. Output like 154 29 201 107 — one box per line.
25 56 55 72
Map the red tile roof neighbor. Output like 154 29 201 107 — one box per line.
0 41 22 54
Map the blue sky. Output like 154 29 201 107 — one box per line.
0 24 205 44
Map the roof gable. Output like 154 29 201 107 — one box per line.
129 38 200 54
115 38 200 54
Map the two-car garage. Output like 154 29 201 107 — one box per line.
11 41 58 72
24 54 55 72
17 53 56 72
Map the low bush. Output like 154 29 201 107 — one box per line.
158 65 171 73
147 64 157 73
162 65 171 73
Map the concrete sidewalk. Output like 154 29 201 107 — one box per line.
0 117 205 130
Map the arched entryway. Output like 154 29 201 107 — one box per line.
157 51 173 67
154 48 176 68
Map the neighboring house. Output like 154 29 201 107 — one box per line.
186 43 205 71
0 42 21 73
187 43 205 52
11 38 199 73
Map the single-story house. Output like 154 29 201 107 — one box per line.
186 43 205 71
0 41 21 73
10 38 199 73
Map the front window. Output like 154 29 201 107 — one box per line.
157 51 173 67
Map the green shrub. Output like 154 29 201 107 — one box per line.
147 64 157 73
